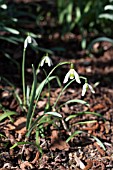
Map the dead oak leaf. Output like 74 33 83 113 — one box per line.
14 117 26 135
90 103 105 112
50 130 69 151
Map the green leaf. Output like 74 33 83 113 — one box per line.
3 26 19 34
87 37 113 51
35 76 61 101
92 135 106 151
26 115 43 137
50 47 66 52
65 111 104 122
59 99 89 109
45 112 62 118
53 78 76 108
66 130 83 143
0 133 6 138
10 141 36 149
65 114 78 122
38 116 52 126
31 45 54 55
0 36 18 44
26 65 37 130
99 13 113 21
35 62 70 103
75 120 97 125
84 1 92 13
0 111 16 122
104 5 113 11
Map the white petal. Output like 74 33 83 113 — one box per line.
45 56 50 64
24 36 32 49
88 84 95 94
32 38 38 46
47 58 53 67
63 71 70 83
73 70 81 84
82 83 87 96
27 36 32 43
40 56 53 67
24 38 28 49
40 58 45 67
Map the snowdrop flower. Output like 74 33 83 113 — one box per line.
82 83 95 96
63 68 81 84
24 35 37 49
40 55 53 67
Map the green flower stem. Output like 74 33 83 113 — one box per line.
31 61 71 118
80 76 87 83
70 63 74 69
43 69 51 112
22 48 26 107
53 78 76 109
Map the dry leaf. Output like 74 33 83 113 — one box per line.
50 130 69 151
14 117 26 134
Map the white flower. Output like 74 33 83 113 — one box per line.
40 56 53 67
63 69 81 84
82 83 95 96
24 35 37 49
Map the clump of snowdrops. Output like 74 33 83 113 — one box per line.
11 34 99 153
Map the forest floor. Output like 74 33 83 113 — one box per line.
0 1 113 170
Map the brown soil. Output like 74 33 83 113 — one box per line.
0 1 113 170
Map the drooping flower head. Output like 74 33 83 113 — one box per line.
82 82 95 96
40 54 53 67
24 34 37 49
63 63 81 84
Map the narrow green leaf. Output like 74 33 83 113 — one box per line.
65 111 104 122
26 115 43 137
3 26 19 34
92 135 106 150
37 62 67 102
84 1 92 13
35 130 43 153
10 141 35 149
82 111 104 118
26 65 37 130
53 78 76 108
0 133 6 138
45 112 62 118
66 130 83 143
31 45 53 55
104 5 113 11
65 115 77 122
15 92 23 106
75 120 97 125
59 99 89 109
36 129 40 146
38 117 52 126
87 37 113 51
35 76 61 101
99 13 113 21
0 111 16 121
0 36 18 44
